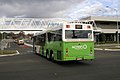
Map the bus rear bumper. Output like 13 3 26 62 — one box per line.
84 56 94 60
63 56 94 61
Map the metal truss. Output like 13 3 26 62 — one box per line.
0 18 65 31
0 18 97 32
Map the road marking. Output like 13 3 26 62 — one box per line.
24 43 33 47
16 50 20 55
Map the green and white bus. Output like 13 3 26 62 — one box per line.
33 22 94 61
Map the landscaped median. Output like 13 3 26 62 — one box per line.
0 50 20 57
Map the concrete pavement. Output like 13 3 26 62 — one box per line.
95 44 120 51
0 43 120 80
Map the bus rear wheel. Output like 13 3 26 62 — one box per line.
46 49 50 59
46 53 50 59
50 50 54 61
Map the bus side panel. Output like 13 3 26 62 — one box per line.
45 41 63 61
39 46 44 55
63 41 94 61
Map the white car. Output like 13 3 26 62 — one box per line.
18 40 24 45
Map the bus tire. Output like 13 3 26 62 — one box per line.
50 50 54 60
46 49 50 59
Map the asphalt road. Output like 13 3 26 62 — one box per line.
0 42 120 80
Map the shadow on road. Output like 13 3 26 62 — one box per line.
53 60 93 67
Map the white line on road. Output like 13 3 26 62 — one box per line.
24 43 33 47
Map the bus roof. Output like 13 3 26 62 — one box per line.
33 21 93 36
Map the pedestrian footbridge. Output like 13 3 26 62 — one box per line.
0 18 98 32
0 18 65 31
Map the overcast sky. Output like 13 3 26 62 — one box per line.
0 0 120 19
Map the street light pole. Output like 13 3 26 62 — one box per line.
117 17 119 46
115 9 119 46
106 6 119 46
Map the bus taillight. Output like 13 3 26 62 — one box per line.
66 48 69 57
66 48 68 53
90 47 93 56
66 25 70 28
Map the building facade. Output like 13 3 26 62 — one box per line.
81 16 120 43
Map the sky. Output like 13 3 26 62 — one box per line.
0 0 120 19
65 0 120 19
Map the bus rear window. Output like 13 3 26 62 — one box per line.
65 30 92 39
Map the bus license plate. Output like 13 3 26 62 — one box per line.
77 58 82 60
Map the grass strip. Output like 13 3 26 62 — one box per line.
0 50 16 55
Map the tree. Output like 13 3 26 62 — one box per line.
18 31 25 39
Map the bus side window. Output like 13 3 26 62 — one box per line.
48 33 55 42
39 34 46 46
40 36 44 42
56 34 62 41
53 34 62 41
35 36 40 45
48 29 62 42
48 33 51 42
53 35 56 41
